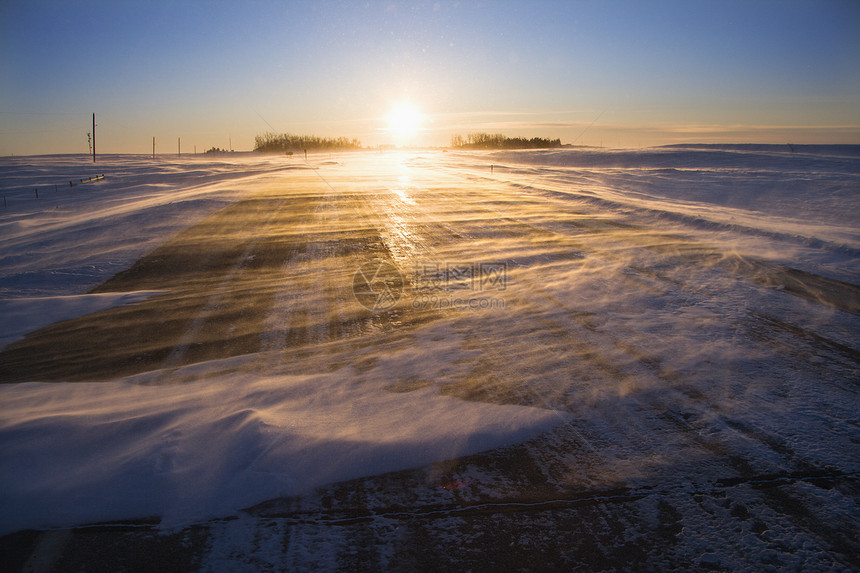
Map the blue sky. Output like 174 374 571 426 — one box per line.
1 0 858 154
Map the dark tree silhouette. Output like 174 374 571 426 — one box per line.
254 132 362 153
450 133 562 149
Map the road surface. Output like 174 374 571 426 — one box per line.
2 151 858 571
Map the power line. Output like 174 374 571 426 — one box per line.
570 108 607 145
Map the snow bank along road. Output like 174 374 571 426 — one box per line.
1 148 858 571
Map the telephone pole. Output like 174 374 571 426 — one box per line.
92 113 96 163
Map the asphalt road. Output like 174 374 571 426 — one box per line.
2 153 858 571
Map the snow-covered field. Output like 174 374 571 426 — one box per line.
1 147 858 570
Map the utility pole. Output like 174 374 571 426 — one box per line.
92 113 96 163
152 137 156 158
178 137 181 156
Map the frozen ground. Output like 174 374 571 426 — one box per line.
0 147 858 571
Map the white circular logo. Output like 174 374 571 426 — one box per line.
352 260 404 311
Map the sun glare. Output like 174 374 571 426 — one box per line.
386 104 423 141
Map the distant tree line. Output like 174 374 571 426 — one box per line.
254 132 363 152
450 133 562 149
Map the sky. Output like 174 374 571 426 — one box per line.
1 0 859 155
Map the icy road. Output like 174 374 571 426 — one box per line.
1 147 858 571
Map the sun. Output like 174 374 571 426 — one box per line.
386 104 423 141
